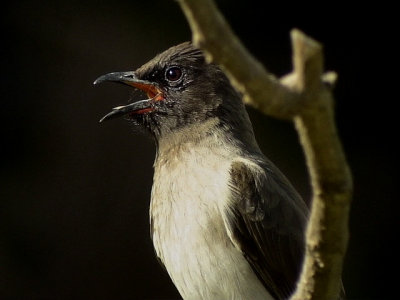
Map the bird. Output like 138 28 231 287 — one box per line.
94 42 309 300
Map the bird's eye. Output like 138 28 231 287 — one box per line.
165 67 182 82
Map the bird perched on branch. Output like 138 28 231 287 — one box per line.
94 42 309 300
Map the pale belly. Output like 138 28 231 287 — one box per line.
150 151 273 300
151 198 272 299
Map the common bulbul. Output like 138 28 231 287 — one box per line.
94 42 309 300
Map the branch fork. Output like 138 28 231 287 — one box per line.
177 0 353 299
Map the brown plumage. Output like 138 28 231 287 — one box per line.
95 42 313 299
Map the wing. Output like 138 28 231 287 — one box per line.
223 158 309 299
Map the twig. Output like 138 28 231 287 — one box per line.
177 0 353 299
289 29 352 300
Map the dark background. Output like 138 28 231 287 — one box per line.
1 1 396 299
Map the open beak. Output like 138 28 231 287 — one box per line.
93 71 163 122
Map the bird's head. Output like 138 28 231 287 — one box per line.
94 42 243 138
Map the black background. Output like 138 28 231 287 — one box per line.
1 1 396 299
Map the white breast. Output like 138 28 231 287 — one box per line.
150 141 273 300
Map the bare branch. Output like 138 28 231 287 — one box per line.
289 30 352 300
177 1 353 299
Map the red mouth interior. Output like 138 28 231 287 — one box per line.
130 82 164 101
124 82 164 115
130 107 154 115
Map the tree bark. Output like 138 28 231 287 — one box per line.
177 0 353 299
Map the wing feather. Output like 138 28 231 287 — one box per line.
224 158 309 299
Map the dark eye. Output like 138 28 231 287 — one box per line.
165 66 182 82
